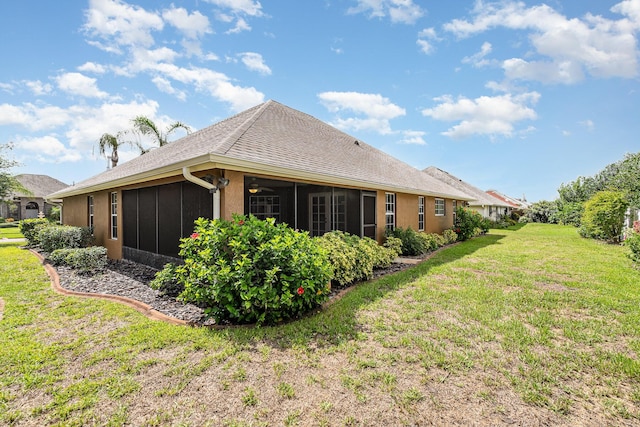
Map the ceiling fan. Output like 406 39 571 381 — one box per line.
248 182 274 194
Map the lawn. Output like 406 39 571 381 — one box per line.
1 224 640 426
0 223 23 240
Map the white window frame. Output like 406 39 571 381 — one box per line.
385 192 396 231
88 195 94 232
110 192 118 240
418 196 425 231
435 198 445 216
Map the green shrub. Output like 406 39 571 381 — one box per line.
625 231 640 268
150 263 184 298
317 231 400 287
0 217 4 224
386 227 429 256
48 206 61 222
442 229 458 245
37 225 94 253
454 207 485 241
19 218 50 245
580 190 628 243
48 246 108 275
176 215 332 326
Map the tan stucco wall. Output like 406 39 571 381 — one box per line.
62 190 122 260
424 197 455 234
221 170 245 220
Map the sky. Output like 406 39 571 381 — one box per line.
1 0 640 203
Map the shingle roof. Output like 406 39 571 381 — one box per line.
12 174 68 198
48 100 473 201
422 167 512 208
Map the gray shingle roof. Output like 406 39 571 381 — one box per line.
422 166 511 208
12 174 68 198
49 101 473 201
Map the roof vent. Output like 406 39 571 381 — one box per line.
354 140 360 146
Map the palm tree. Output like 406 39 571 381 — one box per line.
131 116 191 151
97 132 128 168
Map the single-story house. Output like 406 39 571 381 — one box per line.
486 189 530 211
422 167 513 221
48 100 473 268
0 174 67 220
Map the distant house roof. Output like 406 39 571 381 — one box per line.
486 190 528 209
422 167 512 208
49 100 473 201
12 174 68 199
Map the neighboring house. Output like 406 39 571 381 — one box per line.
486 189 530 211
0 174 67 220
48 100 473 268
422 167 513 221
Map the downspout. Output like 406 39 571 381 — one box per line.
182 167 221 220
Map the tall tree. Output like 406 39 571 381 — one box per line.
131 116 191 151
97 132 128 168
0 143 29 202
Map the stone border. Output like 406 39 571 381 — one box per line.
29 249 189 326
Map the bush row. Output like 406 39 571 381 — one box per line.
315 231 402 286
20 218 106 274
385 227 457 257
48 247 108 275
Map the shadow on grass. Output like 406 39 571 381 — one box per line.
217 233 505 349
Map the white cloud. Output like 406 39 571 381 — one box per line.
318 91 405 134
399 130 426 145
56 72 109 98
580 119 595 131
238 52 271 75
15 136 82 163
225 17 251 34
205 0 264 17
83 0 164 51
421 92 540 139
152 76 187 101
417 27 439 54
162 6 212 39
23 80 53 96
462 42 494 67
348 0 425 25
444 0 640 84
77 62 107 74
0 103 70 131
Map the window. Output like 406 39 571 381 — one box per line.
88 195 94 233
435 198 445 216
418 196 425 231
110 192 118 239
385 193 396 230
249 195 280 221
452 200 457 224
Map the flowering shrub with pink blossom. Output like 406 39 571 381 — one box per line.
155 214 332 325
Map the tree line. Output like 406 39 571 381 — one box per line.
524 152 640 243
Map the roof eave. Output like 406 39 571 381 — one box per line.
48 153 474 201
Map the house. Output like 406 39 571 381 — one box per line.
485 189 530 211
0 174 67 220
422 167 513 221
48 100 473 268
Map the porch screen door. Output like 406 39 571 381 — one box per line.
310 193 331 237
361 192 377 239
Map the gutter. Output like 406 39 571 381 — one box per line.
182 166 221 220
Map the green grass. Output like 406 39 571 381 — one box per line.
1 224 640 425
0 223 23 239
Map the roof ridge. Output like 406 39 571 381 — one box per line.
215 100 273 155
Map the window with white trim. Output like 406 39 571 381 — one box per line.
435 198 445 216
88 195 94 233
418 196 425 231
452 200 457 224
249 195 280 221
110 192 118 239
385 193 396 230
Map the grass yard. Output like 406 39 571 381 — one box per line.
0 223 23 240
1 223 640 426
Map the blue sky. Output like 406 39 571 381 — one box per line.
1 0 639 202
